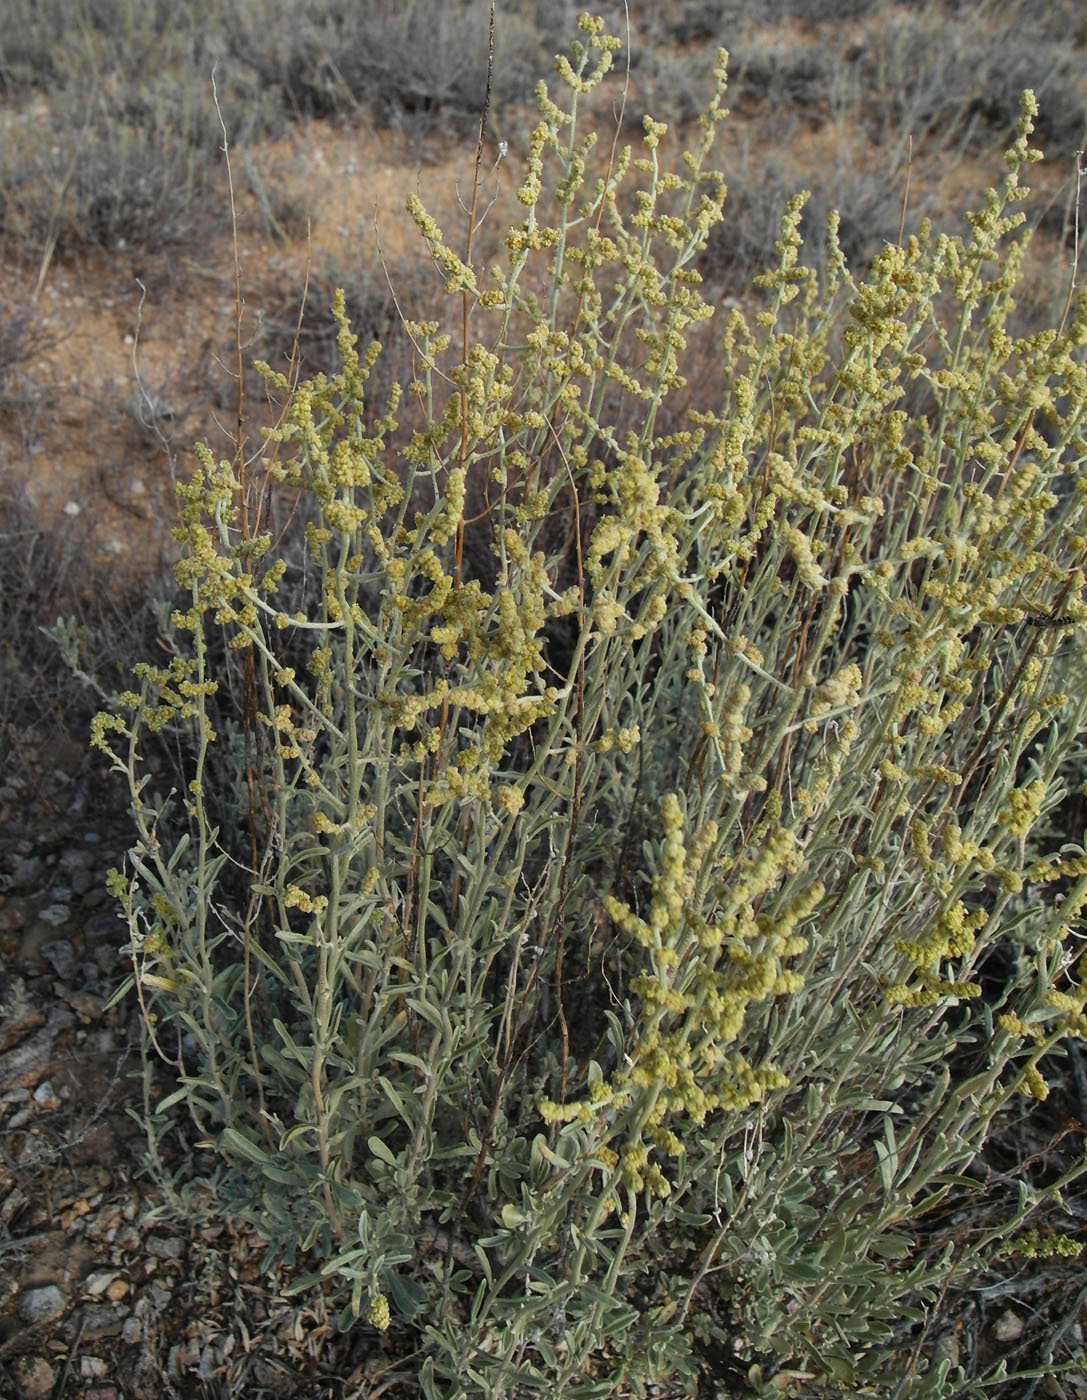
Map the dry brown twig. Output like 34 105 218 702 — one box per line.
1058 148 1087 335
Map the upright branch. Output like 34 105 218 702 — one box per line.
455 0 497 587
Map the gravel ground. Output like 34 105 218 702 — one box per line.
0 739 395 1400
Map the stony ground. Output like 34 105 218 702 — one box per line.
0 744 410 1399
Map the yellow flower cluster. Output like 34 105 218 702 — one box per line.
366 1292 391 1331
542 796 812 1197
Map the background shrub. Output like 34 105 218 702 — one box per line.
0 479 165 780
93 16 1087 1399
0 0 553 259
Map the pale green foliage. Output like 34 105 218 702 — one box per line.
93 19 1087 1398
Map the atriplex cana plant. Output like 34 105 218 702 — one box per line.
92 14 1087 1398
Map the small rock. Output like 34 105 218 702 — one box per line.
0 975 42 1045
19 1283 66 1325
147 1235 184 1260
91 1202 123 1235
85 910 122 943
59 847 94 873
84 1270 120 1297
38 903 71 928
65 988 106 1019
46 1005 76 1033
995 1307 1024 1342
5 854 43 890
0 1027 55 1092
106 1278 129 1302
41 939 78 981
80 1303 125 1340
121 1313 143 1344
932 1329 960 1368
81 1354 108 1379
93 944 119 975
32 1079 60 1109
69 867 95 894
10 1354 55 1400
60 1196 93 1228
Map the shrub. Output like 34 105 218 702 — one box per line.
0 476 164 778
0 0 280 257
93 16 1087 1398
0 0 548 260
230 0 549 135
0 77 242 259
848 5 1087 158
